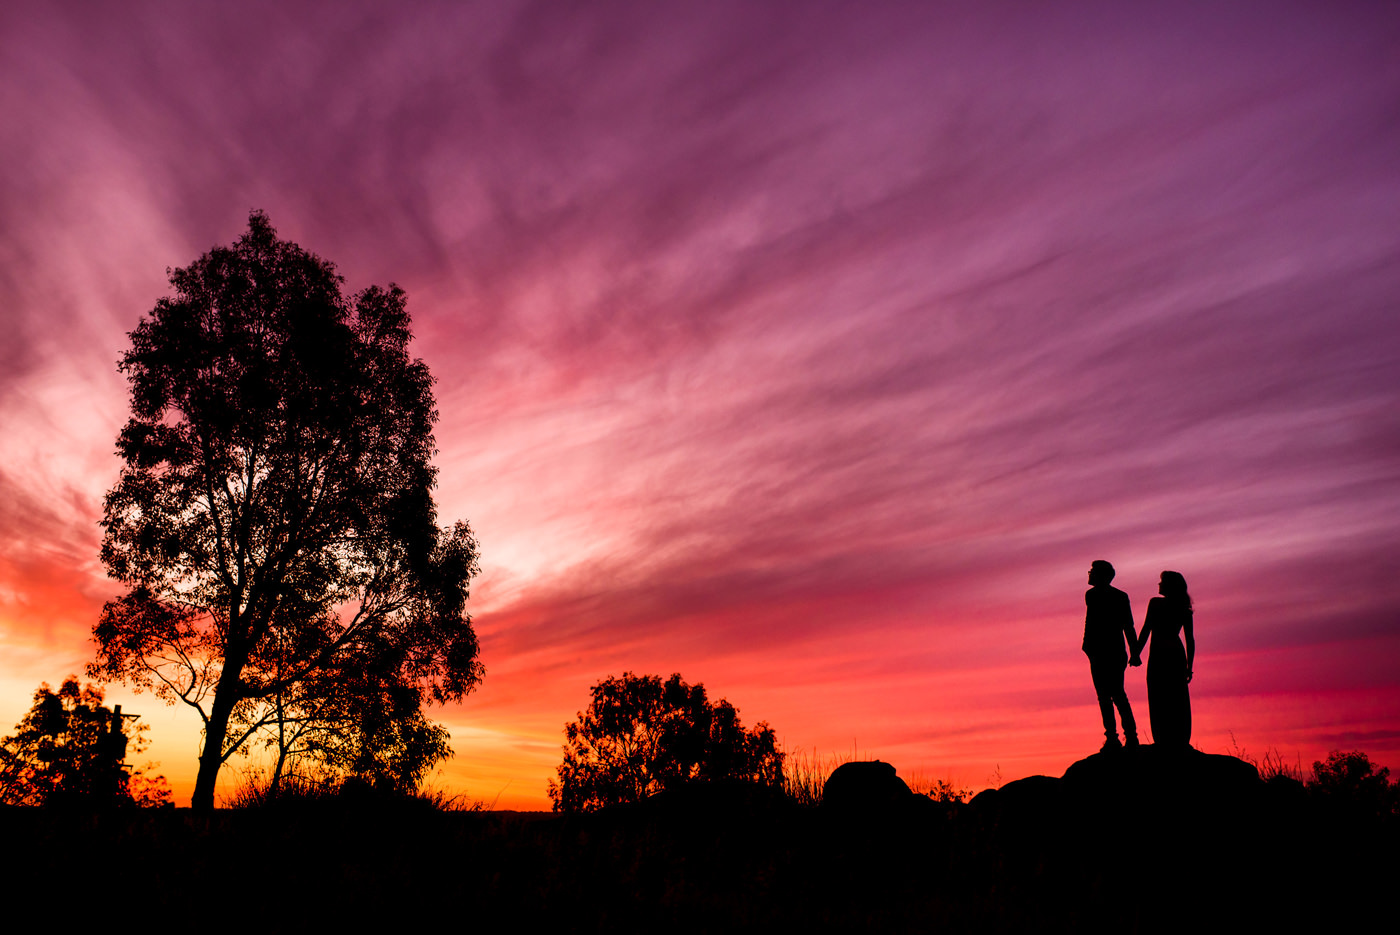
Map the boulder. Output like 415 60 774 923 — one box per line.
1054 744 1265 843
822 760 914 810
971 774 1062 814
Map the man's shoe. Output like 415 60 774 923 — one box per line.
1125 734 1141 749
1100 736 1122 753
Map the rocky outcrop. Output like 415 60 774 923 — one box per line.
821 760 914 810
1063 743 1258 805
971 743 1265 831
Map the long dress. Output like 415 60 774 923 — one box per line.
1143 596 1192 747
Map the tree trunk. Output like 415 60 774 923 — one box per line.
269 691 288 799
191 653 248 811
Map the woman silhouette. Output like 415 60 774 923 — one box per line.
1137 570 1195 747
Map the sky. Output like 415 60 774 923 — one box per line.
1 1 1398 809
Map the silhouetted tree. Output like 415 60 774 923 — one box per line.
260 657 452 796
91 212 482 810
1307 750 1398 821
548 672 783 812
0 677 169 807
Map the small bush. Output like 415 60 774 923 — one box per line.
549 672 783 812
907 774 972 804
1307 750 1398 821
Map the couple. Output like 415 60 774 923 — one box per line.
1083 560 1195 752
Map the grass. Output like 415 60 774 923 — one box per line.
224 768 490 811
414 784 492 812
223 769 328 808
1226 732 1305 783
781 749 856 807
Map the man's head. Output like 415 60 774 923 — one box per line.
1088 560 1115 587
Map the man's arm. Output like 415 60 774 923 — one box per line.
1123 592 1142 666
1082 591 1092 655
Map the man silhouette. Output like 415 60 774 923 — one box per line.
1083 560 1140 752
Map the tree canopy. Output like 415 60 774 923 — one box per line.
91 212 481 809
0 678 169 807
548 672 783 813
258 654 454 796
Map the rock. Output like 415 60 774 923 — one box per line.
1057 744 1263 834
978 774 1062 814
1063 744 1258 796
821 760 914 810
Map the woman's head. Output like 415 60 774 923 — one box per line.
1159 570 1191 608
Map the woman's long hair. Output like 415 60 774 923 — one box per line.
1159 570 1192 611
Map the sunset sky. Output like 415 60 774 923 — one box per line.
2 1 1398 809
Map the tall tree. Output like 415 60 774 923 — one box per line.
549 672 783 812
92 212 482 810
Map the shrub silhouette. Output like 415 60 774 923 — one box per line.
0 677 169 807
1307 750 1398 821
548 672 783 812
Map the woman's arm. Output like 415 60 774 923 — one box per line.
1184 610 1195 683
1137 598 1157 658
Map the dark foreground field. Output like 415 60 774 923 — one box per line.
3 750 1393 933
